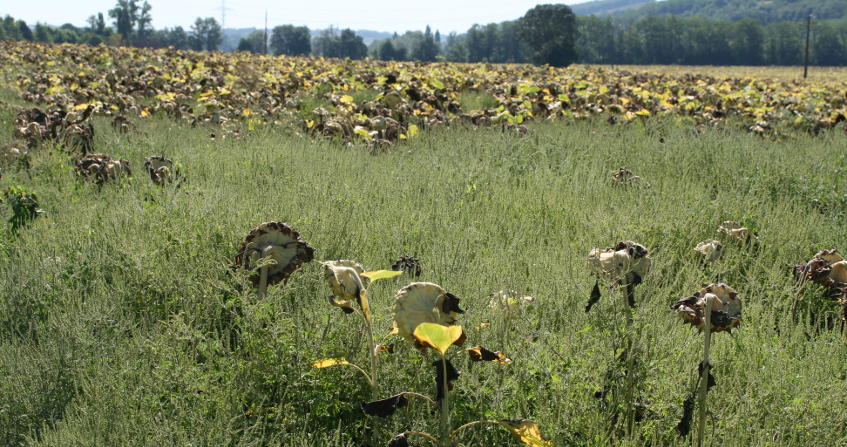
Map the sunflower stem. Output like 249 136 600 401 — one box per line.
440 355 452 447
365 316 379 395
622 286 636 439
696 296 714 447
257 265 268 298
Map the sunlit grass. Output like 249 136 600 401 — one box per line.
0 111 846 446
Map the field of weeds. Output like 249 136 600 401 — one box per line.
0 42 846 447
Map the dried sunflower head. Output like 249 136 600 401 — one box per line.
717 221 757 244
322 260 368 314
672 283 741 333
588 241 651 287
390 254 422 277
144 156 179 185
694 239 723 262
391 282 465 343
487 289 534 314
610 168 641 187
234 222 315 287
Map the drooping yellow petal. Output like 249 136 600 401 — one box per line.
310 358 350 368
494 419 553 447
361 270 403 282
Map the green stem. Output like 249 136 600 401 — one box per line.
696 296 714 447
365 316 379 395
440 356 452 447
257 265 268 298
623 287 636 439
450 420 498 438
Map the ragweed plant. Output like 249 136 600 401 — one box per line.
3 185 44 233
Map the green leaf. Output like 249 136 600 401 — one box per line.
361 270 403 282
430 78 444 89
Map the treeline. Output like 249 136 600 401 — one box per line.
0 1 224 51
617 0 847 24
3 2 847 67
371 15 847 66
577 15 847 66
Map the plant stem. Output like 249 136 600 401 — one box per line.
696 296 714 447
440 356 452 447
257 265 268 298
365 317 379 395
622 286 635 439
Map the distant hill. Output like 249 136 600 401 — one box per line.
570 0 652 16
616 0 847 23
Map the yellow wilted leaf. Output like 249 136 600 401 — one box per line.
494 419 553 447
412 323 464 356
407 124 419 138
340 95 354 104
310 358 350 368
73 103 90 111
360 270 403 282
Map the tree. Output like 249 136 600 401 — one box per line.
518 4 577 67
136 1 153 41
377 39 406 60
313 28 367 59
190 17 222 51
87 13 107 35
109 0 139 43
411 25 439 61
18 20 33 41
270 25 311 56
238 30 267 54
338 29 367 59
34 23 51 42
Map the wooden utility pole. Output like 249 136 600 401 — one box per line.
803 14 812 79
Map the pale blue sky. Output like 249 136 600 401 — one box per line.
3 1 588 33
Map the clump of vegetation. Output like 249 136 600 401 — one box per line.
694 239 723 263
143 156 182 186
2 185 43 233
74 153 132 184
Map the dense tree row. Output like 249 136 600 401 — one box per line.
3 1 846 67
577 15 847 66
616 0 847 24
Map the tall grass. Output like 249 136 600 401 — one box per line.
0 108 845 446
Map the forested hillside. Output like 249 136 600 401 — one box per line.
570 0 652 16
616 0 847 23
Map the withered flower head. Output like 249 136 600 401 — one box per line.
234 222 315 286
390 254 422 277
144 156 177 185
391 282 465 343
672 283 741 333
322 260 368 314
694 239 723 262
610 168 641 187
74 153 132 183
717 221 757 244
587 241 651 286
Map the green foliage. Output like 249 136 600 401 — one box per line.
238 30 267 54
0 98 846 446
618 0 847 23
313 28 368 59
518 4 578 67
190 17 222 52
270 25 311 56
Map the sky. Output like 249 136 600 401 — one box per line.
2 1 590 34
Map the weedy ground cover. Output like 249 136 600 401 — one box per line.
0 66 846 445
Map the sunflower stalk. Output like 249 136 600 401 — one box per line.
440 355 452 447
696 295 714 447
